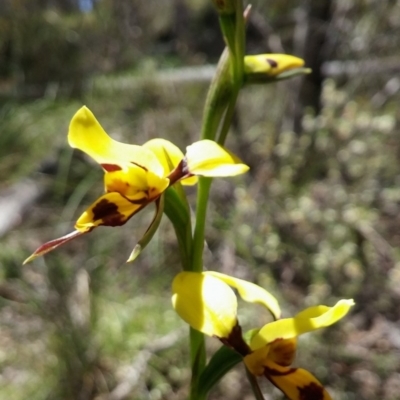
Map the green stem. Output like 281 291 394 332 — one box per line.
188 3 246 398
201 49 231 141
217 88 239 146
191 177 212 272
189 328 207 400
164 187 192 271
234 0 245 85
245 368 266 400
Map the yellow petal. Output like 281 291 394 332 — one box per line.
243 345 270 376
205 271 281 320
243 338 297 376
185 140 249 177
268 338 297 367
244 54 305 77
263 360 332 400
75 192 143 231
172 271 238 338
143 138 197 185
104 165 169 201
251 299 354 350
68 106 163 175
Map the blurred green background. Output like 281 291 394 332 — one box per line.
1 0 400 399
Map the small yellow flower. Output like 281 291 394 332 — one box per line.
24 107 249 263
172 270 354 400
244 54 308 83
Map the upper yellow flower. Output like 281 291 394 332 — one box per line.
24 106 249 263
244 54 309 83
172 271 354 400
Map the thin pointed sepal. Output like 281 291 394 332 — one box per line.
23 230 85 264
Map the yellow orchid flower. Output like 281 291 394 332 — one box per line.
244 54 310 83
172 271 354 400
24 107 249 264
244 299 354 400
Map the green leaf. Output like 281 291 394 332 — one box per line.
164 187 193 271
197 345 242 398
164 186 190 233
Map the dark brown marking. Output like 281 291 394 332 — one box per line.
167 159 189 185
101 164 122 172
219 322 251 357
264 366 297 376
266 58 278 68
92 199 126 226
298 382 325 400
131 161 148 172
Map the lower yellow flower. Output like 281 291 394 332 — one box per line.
24 107 249 264
172 271 354 400
243 299 354 399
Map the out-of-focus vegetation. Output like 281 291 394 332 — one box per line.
1 0 400 399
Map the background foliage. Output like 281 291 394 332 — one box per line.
1 0 400 399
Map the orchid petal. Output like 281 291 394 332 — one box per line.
244 54 305 77
68 106 163 175
263 360 332 400
23 230 85 264
143 138 197 185
205 271 281 320
75 192 144 231
268 338 297 366
185 140 249 177
104 166 169 201
172 272 238 338
251 299 354 350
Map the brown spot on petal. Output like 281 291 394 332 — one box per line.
101 164 122 172
92 199 126 226
266 58 278 68
298 382 325 400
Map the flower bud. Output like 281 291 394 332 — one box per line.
244 54 306 83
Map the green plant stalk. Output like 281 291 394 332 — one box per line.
189 327 207 400
245 367 266 400
164 188 192 271
217 88 239 146
201 48 231 141
189 2 246 397
234 0 245 85
188 176 211 400
188 41 234 400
